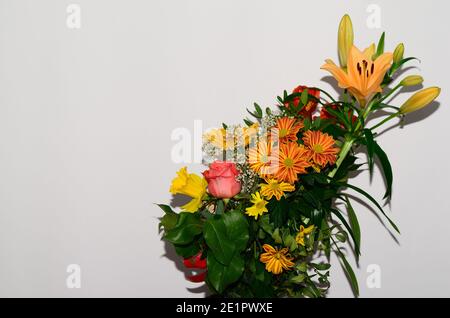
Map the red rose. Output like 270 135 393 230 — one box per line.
286 85 321 119
320 103 357 124
203 161 241 199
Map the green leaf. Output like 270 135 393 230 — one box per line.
157 204 175 215
340 182 400 233
244 118 254 126
272 228 282 244
158 204 179 232
290 274 306 284
203 211 249 266
174 242 201 258
336 247 359 297
164 213 202 245
206 253 245 294
254 103 263 117
300 89 309 106
222 210 249 252
375 32 385 59
203 217 236 265
259 214 273 235
311 263 331 271
268 197 289 228
345 195 361 258
364 129 375 176
373 141 393 200
335 232 347 243
296 262 308 272
330 208 360 256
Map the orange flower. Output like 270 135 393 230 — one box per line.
321 45 393 106
275 142 310 184
248 141 278 178
303 130 339 167
286 86 321 119
260 244 295 275
273 117 304 144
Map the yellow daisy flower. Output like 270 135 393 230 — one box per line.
245 192 268 220
295 225 315 246
260 244 295 275
260 179 295 201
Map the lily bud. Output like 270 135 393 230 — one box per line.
400 87 441 114
338 14 354 68
400 75 423 87
393 43 404 64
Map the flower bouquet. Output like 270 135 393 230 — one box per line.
158 15 440 297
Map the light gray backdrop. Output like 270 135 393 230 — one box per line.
0 0 449 297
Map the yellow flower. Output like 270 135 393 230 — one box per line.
169 167 207 213
260 179 295 201
260 244 295 275
245 192 268 220
400 87 441 114
295 225 315 246
203 124 258 151
393 43 404 64
338 14 354 68
203 128 235 150
321 45 393 106
400 75 423 87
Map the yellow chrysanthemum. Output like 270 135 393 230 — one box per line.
260 179 295 201
203 124 258 151
245 192 268 220
295 225 315 246
169 167 207 213
260 244 295 275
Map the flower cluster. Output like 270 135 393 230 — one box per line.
159 15 441 298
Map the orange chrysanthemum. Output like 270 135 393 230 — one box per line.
248 141 278 178
260 244 294 275
275 142 310 184
303 130 340 167
273 117 304 144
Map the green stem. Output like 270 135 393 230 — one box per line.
329 99 375 179
328 138 354 179
368 112 400 131
378 83 402 104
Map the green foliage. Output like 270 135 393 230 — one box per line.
207 252 245 294
164 212 203 245
203 210 249 293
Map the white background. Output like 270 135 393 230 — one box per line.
0 0 449 297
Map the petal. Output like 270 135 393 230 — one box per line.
363 43 376 59
321 59 351 89
262 244 276 254
181 197 202 213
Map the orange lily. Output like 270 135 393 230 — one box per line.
321 45 393 106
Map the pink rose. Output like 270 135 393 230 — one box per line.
203 161 241 199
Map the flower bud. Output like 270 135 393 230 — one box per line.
393 43 404 64
400 87 441 114
338 14 354 68
400 75 423 87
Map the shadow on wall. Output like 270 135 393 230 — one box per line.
160 194 211 296
162 240 210 296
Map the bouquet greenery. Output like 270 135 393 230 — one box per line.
158 15 440 297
